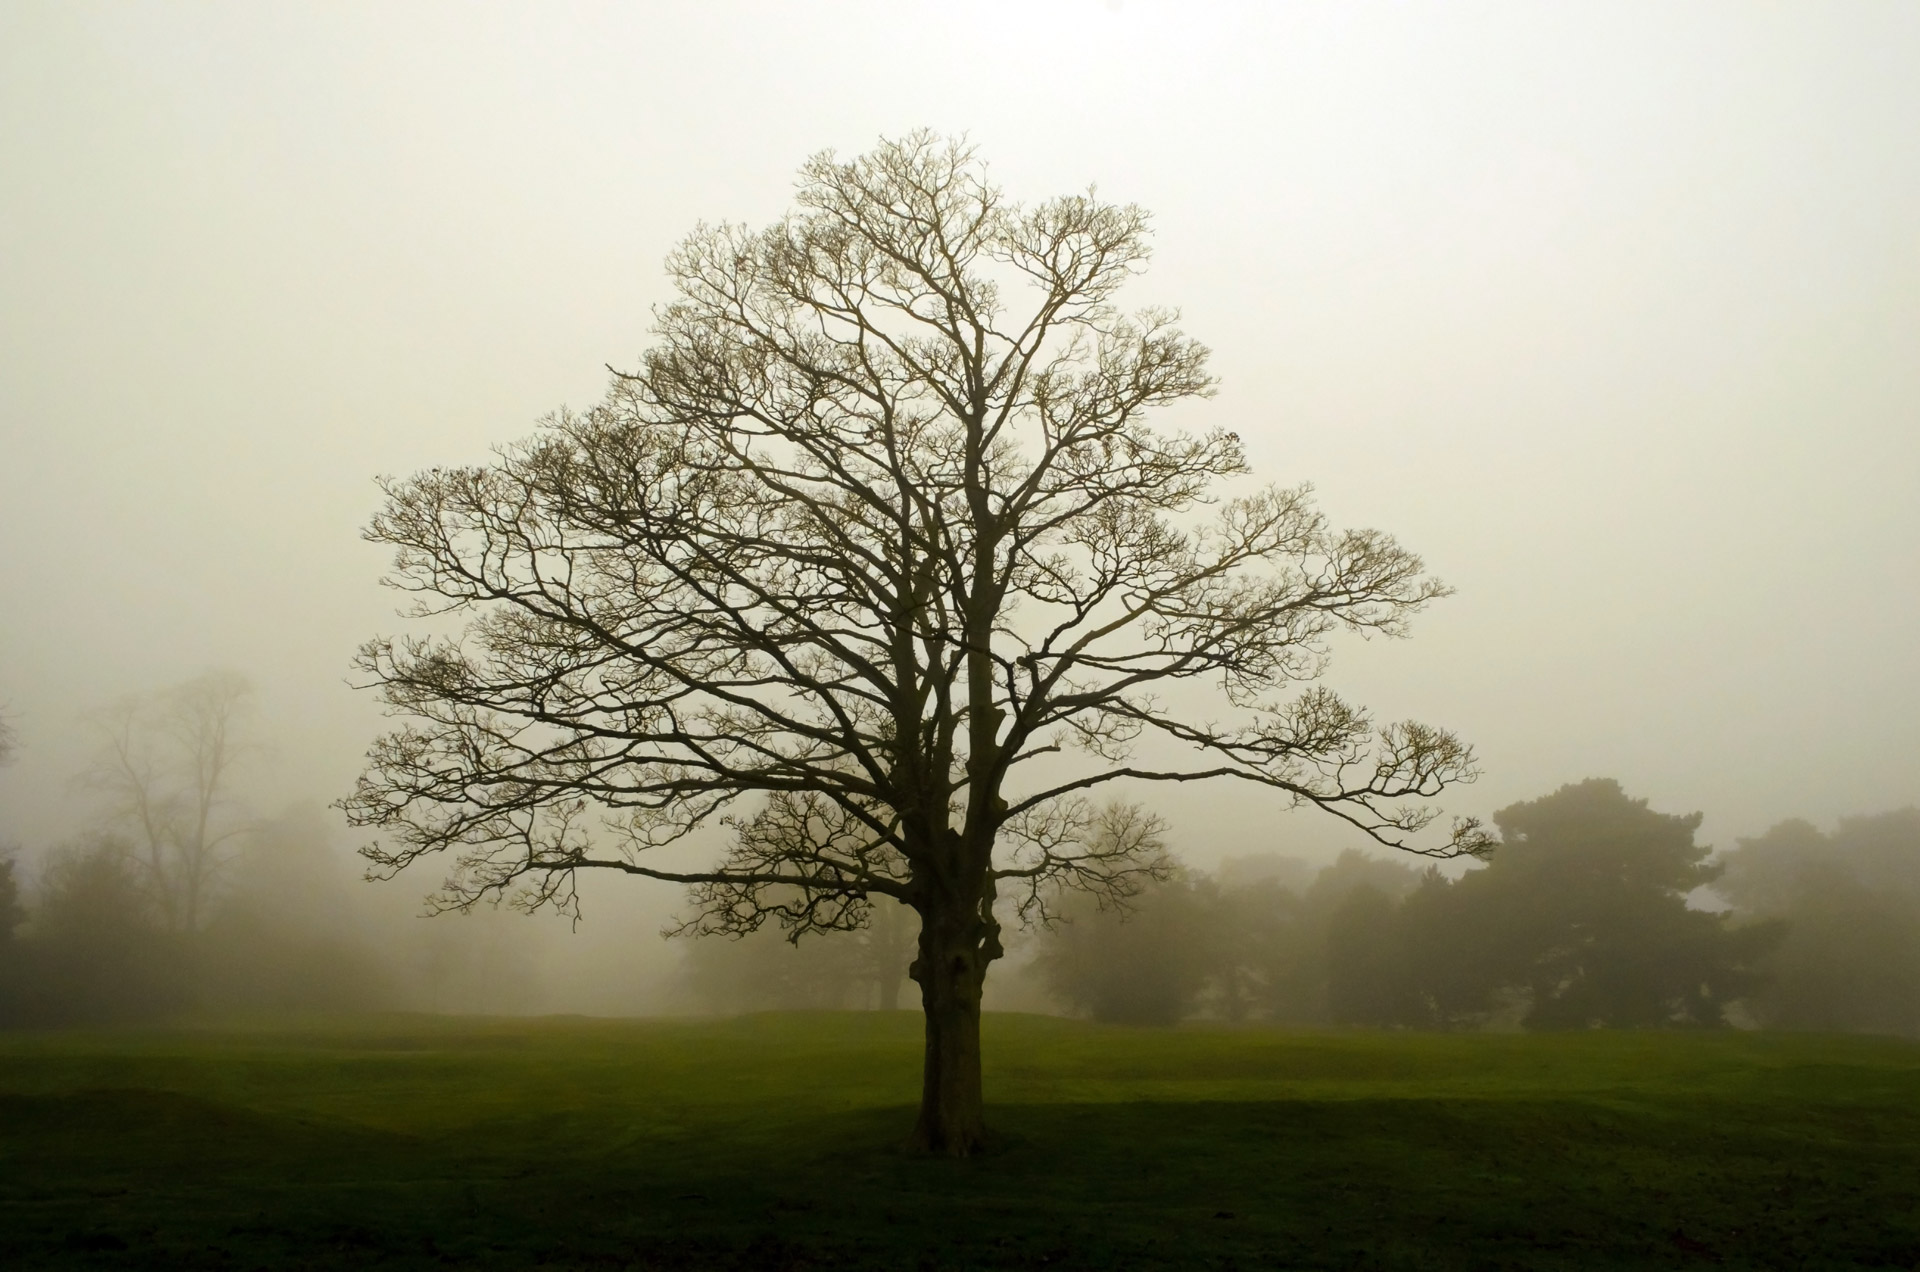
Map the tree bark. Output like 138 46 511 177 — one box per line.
906 906 996 1155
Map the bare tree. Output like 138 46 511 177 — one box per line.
88 672 253 932
0 708 16 767
344 132 1488 1154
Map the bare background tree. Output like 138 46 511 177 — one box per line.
345 132 1487 1154
87 671 253 933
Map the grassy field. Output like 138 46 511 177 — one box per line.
1 1013 1917 1269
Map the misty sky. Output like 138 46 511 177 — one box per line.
2 1 1915 869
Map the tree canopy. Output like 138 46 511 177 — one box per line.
1403 779 1780 1029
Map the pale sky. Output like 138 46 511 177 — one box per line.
2 1 1916 869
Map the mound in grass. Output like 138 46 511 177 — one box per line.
1 1013 1917 1269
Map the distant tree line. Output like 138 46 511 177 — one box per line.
2 677 419 1027
679 897 917 1014
0 809 401 1028
1025 780 1919 1034
7 701 1916 1037
1717 808 1920 1034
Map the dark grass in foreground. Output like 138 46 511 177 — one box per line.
1 1014 1916 1269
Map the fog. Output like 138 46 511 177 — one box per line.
2 3 1916 1016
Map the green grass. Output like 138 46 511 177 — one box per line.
2 1013 1917 1269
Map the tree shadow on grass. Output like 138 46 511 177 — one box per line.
2 1093 1916 1270
750 1098 1920 1271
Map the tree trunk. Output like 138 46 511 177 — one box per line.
906 909 994 1155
